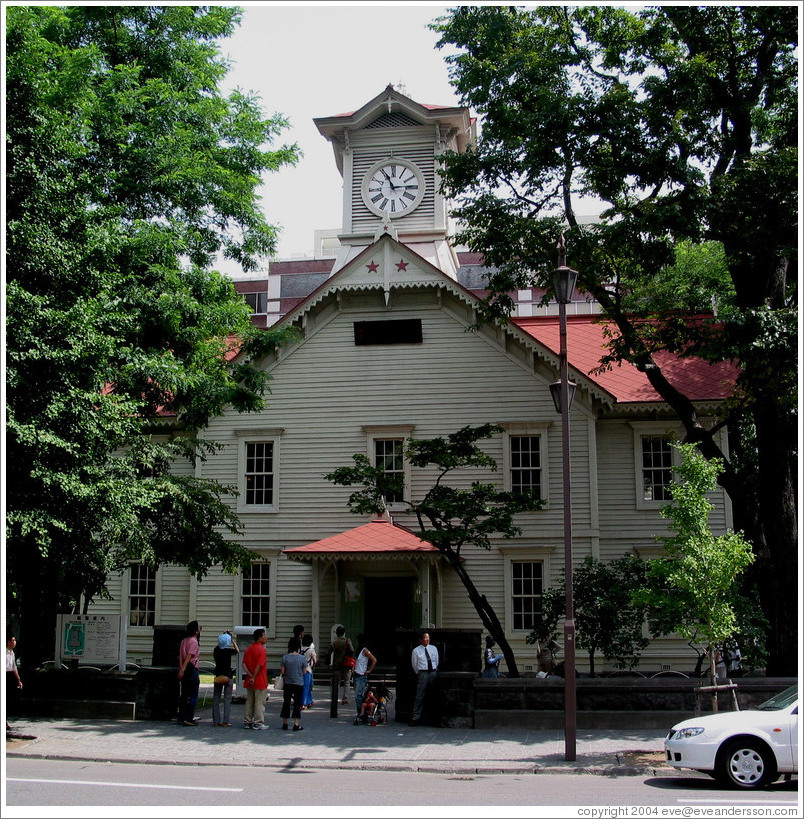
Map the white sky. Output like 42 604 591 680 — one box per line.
218 3 461 268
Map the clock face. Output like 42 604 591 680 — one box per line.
361 159 425 218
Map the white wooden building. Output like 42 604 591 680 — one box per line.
88 87 737 674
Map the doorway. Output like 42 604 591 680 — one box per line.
363 576 416 666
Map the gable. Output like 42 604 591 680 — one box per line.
255 234 611 410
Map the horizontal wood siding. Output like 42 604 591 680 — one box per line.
159 565 191 628
596 418 731 562
194 567 239 663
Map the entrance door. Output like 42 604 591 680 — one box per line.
363 577 416 666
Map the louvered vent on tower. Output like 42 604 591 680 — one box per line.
364 112 421 129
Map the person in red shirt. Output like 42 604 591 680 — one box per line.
177 620 201 726
242 628 269 730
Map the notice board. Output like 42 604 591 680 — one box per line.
55 614 127 667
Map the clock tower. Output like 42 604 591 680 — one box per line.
314 85 475 278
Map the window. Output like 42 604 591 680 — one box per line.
630 422 682 509
511 561 543 631
242 563 271 628
502 425 550 503
375 438 405 504
510 436 541 498
245 441 274 506
129 564 156 627
641 435 673 502
363 426 414 508
243 292 268 314
235 429 283 513
354 319 422 345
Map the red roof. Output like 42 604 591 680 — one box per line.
514 315 738 404
283 516 439 557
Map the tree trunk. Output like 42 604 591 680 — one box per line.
443 549 520 677
708 645 719 712
12 546 62 671
750 395 798 675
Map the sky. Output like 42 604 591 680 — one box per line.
217 3 461 268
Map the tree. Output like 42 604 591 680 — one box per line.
432 6 797 674
326 424 544 677
525 585 563 673
6 6 300 666
643 445 755 706
544 556 651 677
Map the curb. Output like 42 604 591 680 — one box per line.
5 748 673 777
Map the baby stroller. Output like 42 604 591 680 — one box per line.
355 682 393 726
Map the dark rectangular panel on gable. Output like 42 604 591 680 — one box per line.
354 319 423 346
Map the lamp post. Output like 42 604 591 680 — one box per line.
549 234 578 762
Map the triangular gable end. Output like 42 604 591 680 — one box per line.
314 85 474 174
267 233 615 409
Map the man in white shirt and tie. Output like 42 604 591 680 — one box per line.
409 630 439 726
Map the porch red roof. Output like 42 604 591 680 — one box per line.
514 316 738 404
283 516 440 559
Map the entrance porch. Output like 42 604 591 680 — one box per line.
283 515 444 667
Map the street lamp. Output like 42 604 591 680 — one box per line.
551 234 577 762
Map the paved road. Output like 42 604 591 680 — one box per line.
4 757 801 810
5 689 800 816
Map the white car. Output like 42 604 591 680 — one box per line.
664 684 798 789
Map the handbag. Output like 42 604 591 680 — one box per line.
274 673 284 691
213 674 230 685
342 655 356 669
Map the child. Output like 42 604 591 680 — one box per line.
353 686 379 725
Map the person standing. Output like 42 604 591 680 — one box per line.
482 635 504 678
242 628 269 730
352 637 377 724
327 625 354 705
6 634 23 730
279 637 307 731
301 633 317 709
177 621 201 727
410 631 439 726
212 630 239 727
288 624 305 653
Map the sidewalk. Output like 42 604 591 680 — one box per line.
5 686 671 776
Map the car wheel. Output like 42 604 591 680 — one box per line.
717 738 776 789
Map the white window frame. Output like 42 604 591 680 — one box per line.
363 425 414 511
630 422 682 510
235 429 283 514
240 558 277 637
501 423 552 506
503 553 550 635
123 562 160 631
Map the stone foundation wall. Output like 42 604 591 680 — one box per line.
472 677 797 729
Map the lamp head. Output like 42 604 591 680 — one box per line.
549 380 577 414
552 265 579 305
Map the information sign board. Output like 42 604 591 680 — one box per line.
55 614 127 667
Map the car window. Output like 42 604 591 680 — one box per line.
756 684 798 711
